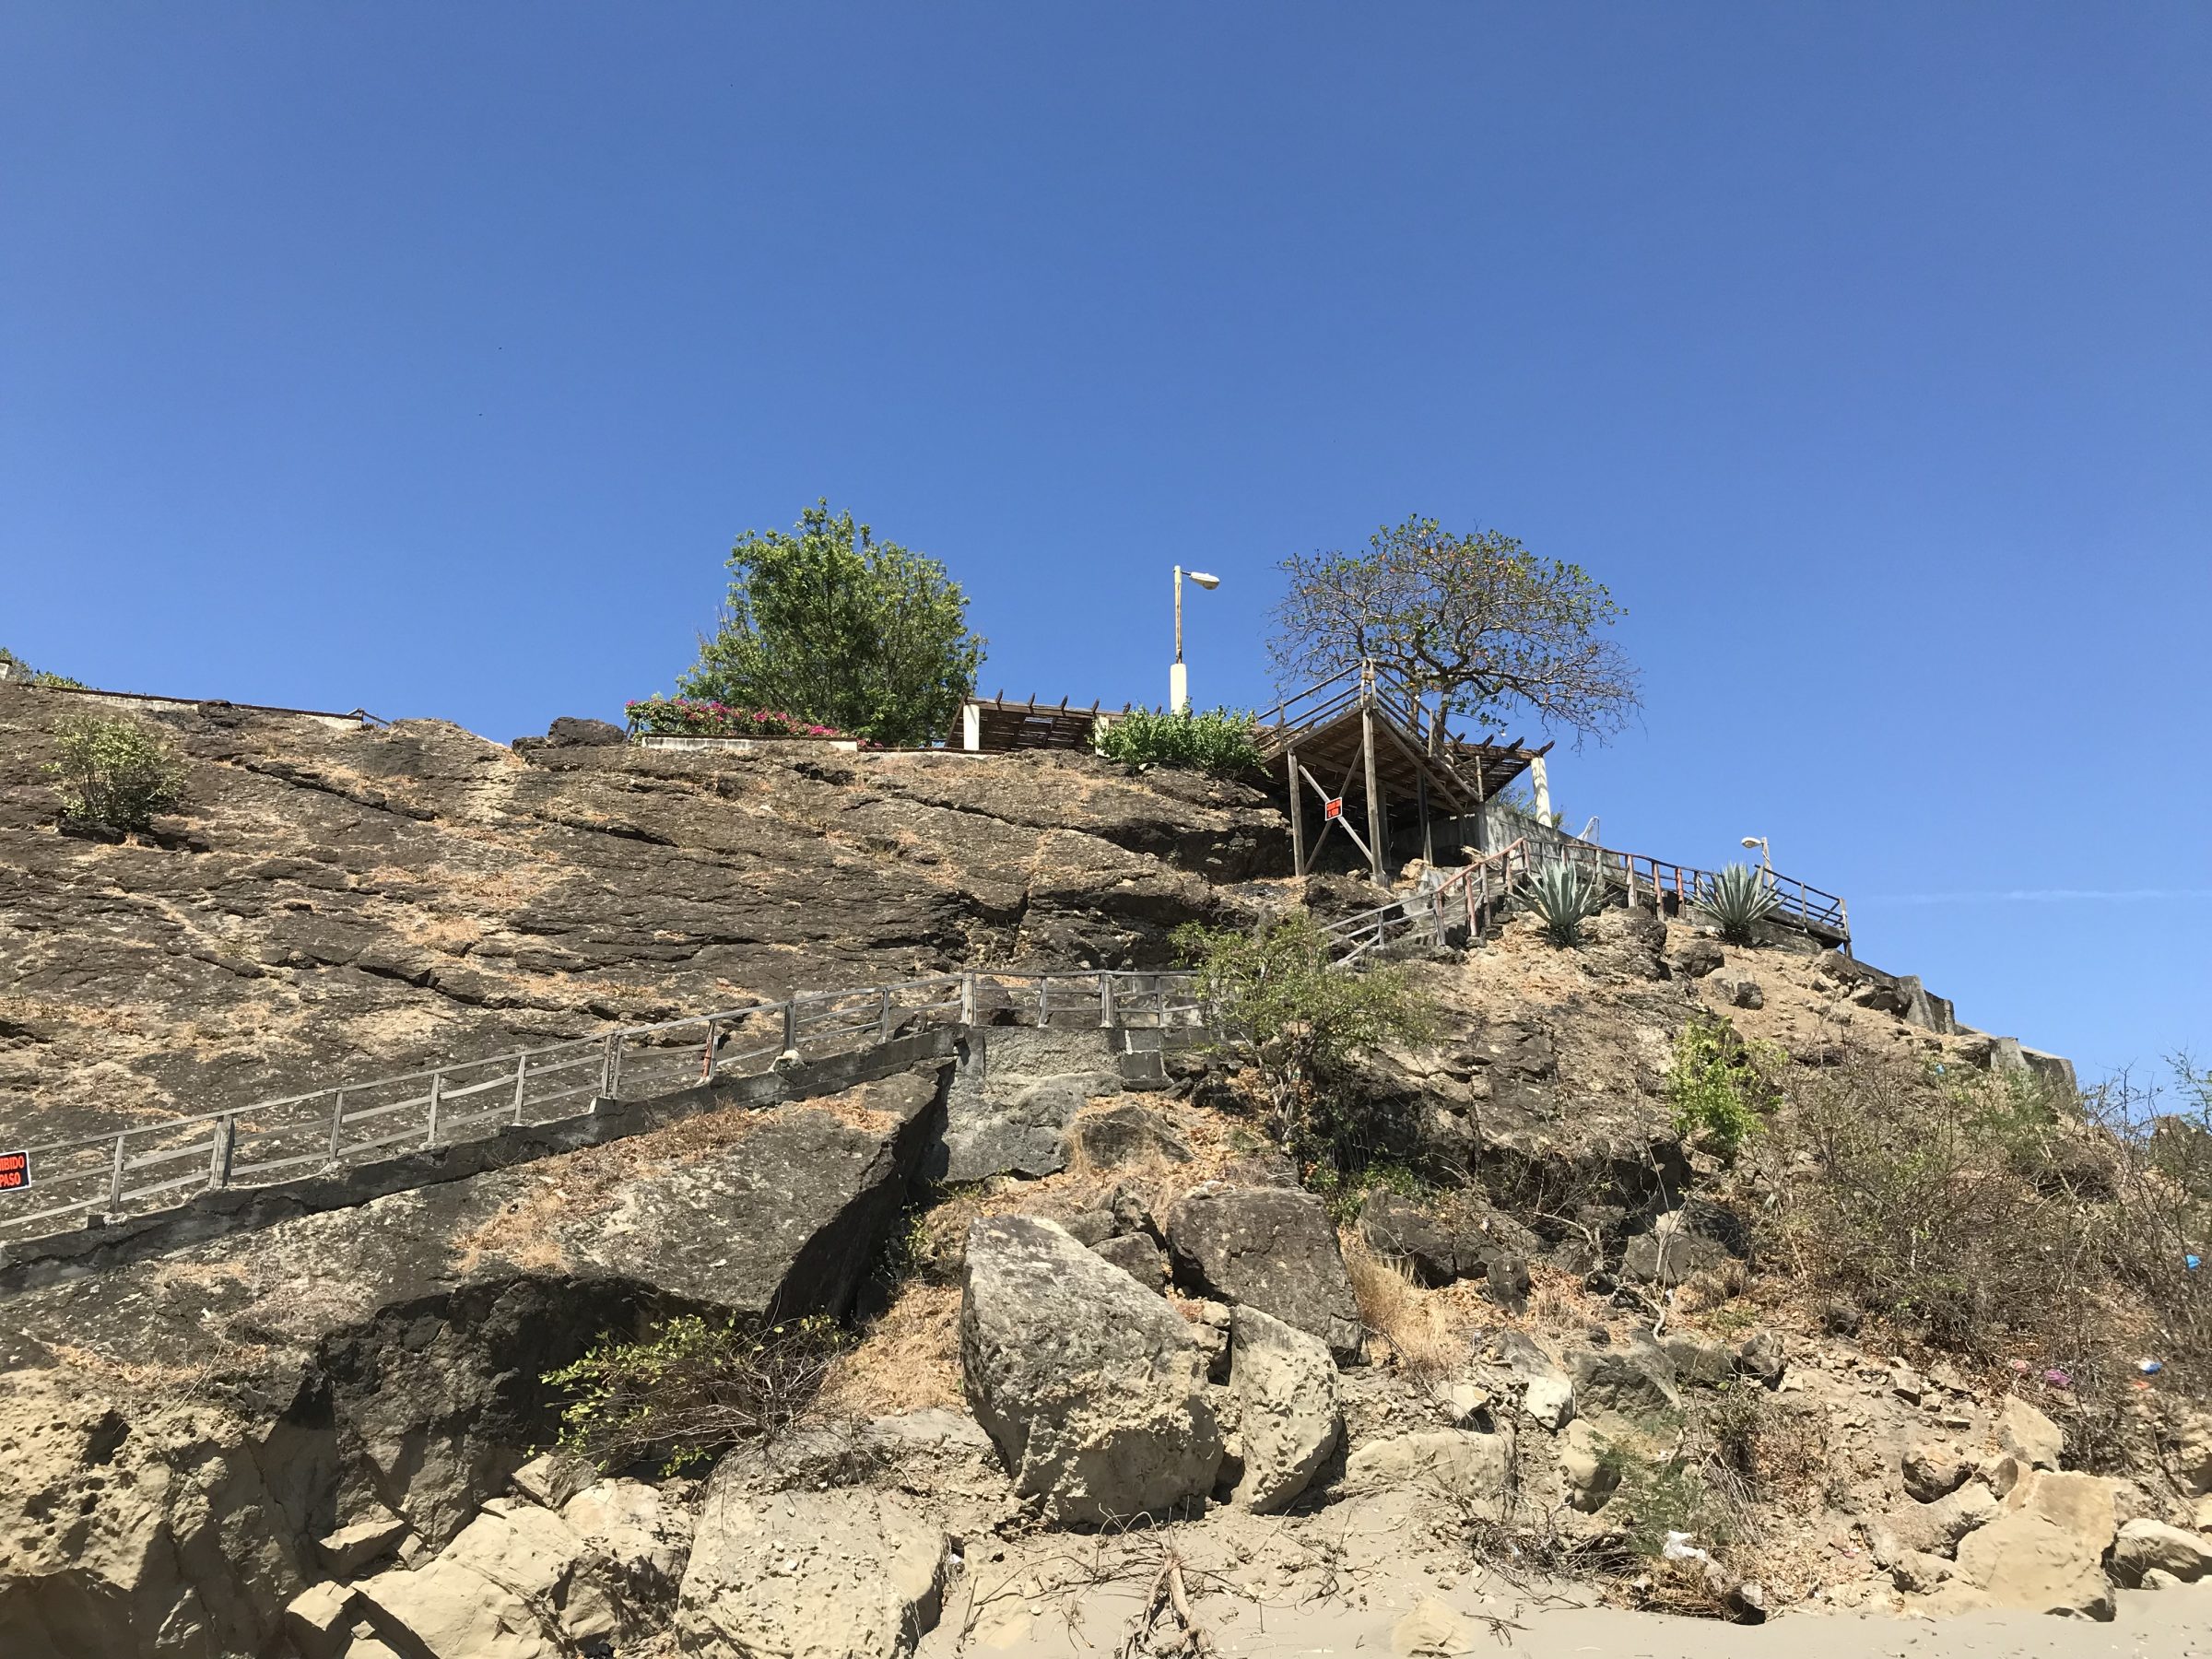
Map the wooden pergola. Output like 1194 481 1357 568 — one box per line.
959 693 1131 753
1257 664 1550 883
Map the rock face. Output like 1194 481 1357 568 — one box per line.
1567 1340 1681 1416
675 1484 951 1659
1166 1186 1364 1363
1341 1430 1513 1510
1226 1306 1341 1512
934 1028 1126 1182
0 1075 939 1659
960 1216 1223 1524
0 688 1283 1160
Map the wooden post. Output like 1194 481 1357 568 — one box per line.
108 1133 127 1209
959 972 978 1027
1100 972 1116 1029
513 1053 532 1120
600 1031 618 1098
1417 772 1433 867
1037 977 1050 1025
877 985 892 1043
1286 746 1306 876
781 1000 799 1059
207 1115 236 1190
1359 676 1385 887
425 1071 443 1147
702 1019 719 1081
328 1091 347 1158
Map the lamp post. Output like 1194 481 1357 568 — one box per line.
1740 835 1772 877
1171 566 1219 713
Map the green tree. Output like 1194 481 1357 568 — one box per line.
46 714 187 831
679 501 984 747
1269 516 1640 744
1173 912 1435 1169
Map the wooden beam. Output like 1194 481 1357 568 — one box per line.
1360 692 1385 886
1286 745 1307 877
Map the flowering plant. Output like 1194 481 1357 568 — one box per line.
624 697 851 741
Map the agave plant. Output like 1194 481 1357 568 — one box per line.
1701 863 1783 944
1525 861 1608 947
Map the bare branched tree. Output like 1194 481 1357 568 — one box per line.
1269 516 1640 745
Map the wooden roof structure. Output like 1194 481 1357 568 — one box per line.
1256 663 1551 881
960 693 1131 753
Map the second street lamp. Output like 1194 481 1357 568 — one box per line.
1171 566 1219 713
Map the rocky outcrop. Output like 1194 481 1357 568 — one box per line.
1166 1185 1363 1363
1226 1306 1340 1512
959 1216 1223 1524
674 1485 950 1659
0 1073 939 1658
0 688 1283 1159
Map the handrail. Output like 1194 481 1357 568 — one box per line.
0 967 1203 1245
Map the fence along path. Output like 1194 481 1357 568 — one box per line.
0 970 1200 1245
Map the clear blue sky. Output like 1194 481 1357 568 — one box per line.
5 4 2206 1088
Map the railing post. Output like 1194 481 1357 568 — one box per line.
1099 972 1116 1029
877 985 892 1043
329 1090 347 1159
781 999 800 1062
425 1071 443 1147
959 972 978 1027
108 1133 127 1210
512 1053 530 1122
207 1116 235 1190
1038 976 1050 1026
599 1031 618 1099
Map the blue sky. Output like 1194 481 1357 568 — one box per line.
4 4 2206 1087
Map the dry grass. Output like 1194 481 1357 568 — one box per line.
817 1280 965 1418
1343 1236 1464 1382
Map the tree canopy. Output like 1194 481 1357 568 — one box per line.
679 501 984 747
1268 516 1639 743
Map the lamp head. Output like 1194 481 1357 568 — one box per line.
1187 571 1220 590
1741 836 1763 849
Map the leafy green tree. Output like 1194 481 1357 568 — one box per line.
1173 912 1435 1169
46 714 187 830
1269 516 1639 744
679 501 984 747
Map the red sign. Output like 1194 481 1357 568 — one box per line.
1323 797 1343 821
0 1149 26 1192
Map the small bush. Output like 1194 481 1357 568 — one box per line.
44 714 187 831
1524 861 1607 946
1172 912 1435 1171
1095 706 1262 777
1699 864 1781 944
1666 1013 1782 1159
541 1312 848 1476
625 695 850 740
1604 1446 1739 1559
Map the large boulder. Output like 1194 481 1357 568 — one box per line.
1340 1430 1513 1511
1166 1185 1363 1362
1066 1100 1194 1169
960 1216 1223 1524
675 1484 951 1659
1227 1306 1341 1512
356 1556 561 1659
1942 1469 2126 1620
935 1030 1125 1181
1567 1340 1681 1416
2110 1518 2212 1585
2000 1396 2065 1472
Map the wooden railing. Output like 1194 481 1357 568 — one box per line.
1536 840 1849 940
0 970 1202 1245
1314 839 1537 963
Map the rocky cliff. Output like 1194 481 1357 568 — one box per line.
2 685 2207 1659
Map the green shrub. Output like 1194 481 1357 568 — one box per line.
1667 1013 1781 1158
1173 912 1435 1171
1524 861 1607 946
1095 706 1262 777
1699 864 1781 944
541 1312 847 1476
44 714 187 831
1 646 86 689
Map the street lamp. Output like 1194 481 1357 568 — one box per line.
1740 835 1772 874
1171 566 1219 713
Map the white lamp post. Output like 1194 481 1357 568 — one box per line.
1740 835 1772 876
1171 566 1218 713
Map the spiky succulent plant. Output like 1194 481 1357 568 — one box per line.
1700 862 1783 944
1525 861 1608 947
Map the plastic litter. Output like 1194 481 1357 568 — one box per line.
2043 1368 2073 1389
2138 1359 2164 1376
2188 1254 2202 1271
1662 1532 1712 1564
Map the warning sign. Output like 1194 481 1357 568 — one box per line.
1323 797 1344 821
0 1149 27 1192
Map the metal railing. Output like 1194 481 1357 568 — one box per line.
0 969 1203 1245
